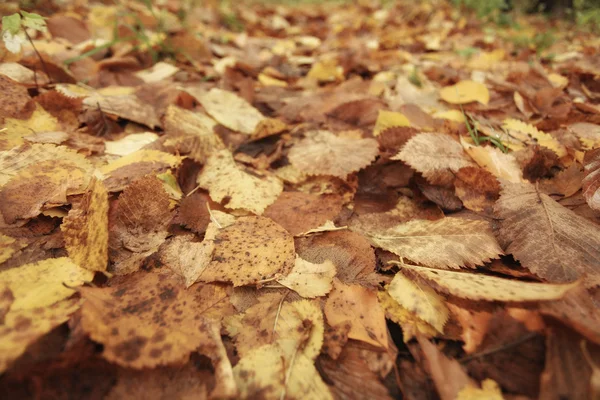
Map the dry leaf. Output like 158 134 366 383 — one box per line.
503 119 567 158
494 181 600 284
198 149 283 215
277 256 337 298
363 217 502 269
456 379 504 400
373 110 411 136
397 263 579 302
583 148 600 211
0 234 25 265
439 80 490 105
460 136 523 183
80 271 233 368
204 216 295 286
1 104 59 151
378 291 439 341
104 132 159 156
387 272 449 333
324 279 388 348
454 166 500 213
159 235 214 288
62 178 109 272
394 133 474 182
288 130 379 178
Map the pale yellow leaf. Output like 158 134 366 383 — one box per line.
104 132 159 156
0 234 24 265
134 61 179 83
159 235 215 288
378 291 439 341
457 379 504 400
388 272 449 333
397 263 580 302
503 118 567 157
307 59 344 82
460 136 523 183
440 80 489 105
277 256 337 298
373 110 410 136
198 149 282 215
0 257 93 310
1 104 59 150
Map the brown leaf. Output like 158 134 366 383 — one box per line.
171 191 212 234
0 75 32 119
80 271 233 369
494 181 600 284
264 191 344 236
454 166 500 213
583 148 600 211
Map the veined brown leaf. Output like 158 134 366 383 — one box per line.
583 148 600 211
494 182 600 284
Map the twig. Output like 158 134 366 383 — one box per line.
459 332 539 363
23 28 51 84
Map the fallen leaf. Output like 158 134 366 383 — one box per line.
378 291 439 341
460 136 523 183
393 133 474 182
439 80 490 105
0 257 93 310
0 234 25 265
62 178 109 272
204 216 295 286
104 132 159 156
454 166 500 213
456 379 504 400
583 148 600 211
277 256 337 298
1 104 59 151
307 59 344 82
159 235 215 288
397 263 579 302
80 271 233 368
387 273 449 333
503 119 567 158
373 110 411 136
494 181 600 284
190 88 264 134
324 279 388 348
197 149 283 215
288 130 379 178
364 217 502 269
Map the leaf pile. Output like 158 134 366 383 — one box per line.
1 0 600 399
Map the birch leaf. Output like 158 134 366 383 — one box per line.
277 256 337 298
503 118 567 158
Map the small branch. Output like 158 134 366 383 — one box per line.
23 28 51 84
459 332 538 364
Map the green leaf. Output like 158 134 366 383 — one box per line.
1 14 21 35
20 11 47 33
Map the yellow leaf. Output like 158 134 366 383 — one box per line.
547 73 569 89
440 80 490 105
0 297 82 373
568 122 600 151
373 110 411 136
378 291 439 341
397 263 580 302
288 130 379 179
198 149 283 215
233 342 333 400
134 61 179 83
466 49 505 70
457 379 504 400
0 257 93 310
1 104 59 150
104 132 159 156
460 136 523 183
0 234 24 265
433 109 466 123
363 217 502 269
503 118 567 157
324 279 388 348
62 178 109 272
258 73 288 87
307 59 344 82
159 235 215 288
186 88 265 134
387 272 449 333
277 256 337 298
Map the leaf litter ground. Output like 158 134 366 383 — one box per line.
1 0 600 399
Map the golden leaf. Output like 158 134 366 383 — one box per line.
364 217 502 269
204 216 295 286
288 130 379 178
324 279 388 348
188 88 264 134
456 379 504 400
0 104 59 151
439 80 490 105
0 297 82 373
104 132 159 156
307 59 344 82
373 110 410 137
460 136 523 183
277 256 337 298
0 257 93 310
62 178 109 272
387 272 449 333
397 263 580 302
80 271 233 368
503 118 567 157
378 291 439 341
197 149 283 215
393 133 474 182
494 181 600 284
0 234 24 265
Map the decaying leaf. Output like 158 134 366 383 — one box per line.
324 279 388 348
387 272 449 333
0 234 24 265
378 291 439 341
394 133 474 182
159 235 215 288
288 130 379 178
454 166 500 213
583 148 600 211
494 181 600 284
62 178 109 272
363 217 502 269
503 119 567 158
0 257 93 310
460 136 523 183
198 149 283 215
203 216 295 286
80 271 233 368
277 256 337 298
397 263 579 302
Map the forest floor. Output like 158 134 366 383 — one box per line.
0 0 600 399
